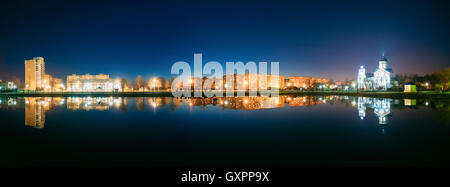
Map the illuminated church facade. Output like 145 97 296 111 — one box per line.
357 55 392 90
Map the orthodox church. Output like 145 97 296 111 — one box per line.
357 55 392 90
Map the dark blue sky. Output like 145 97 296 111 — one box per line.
0 0 449 81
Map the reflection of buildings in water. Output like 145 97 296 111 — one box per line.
25 98 45 128
168 98 183 112
8 98 18 106
0 98 18 109
357 97 392 133
358 97 367 120
66 97 121 111
148 97 169 108
221 97 284 110
25 97 125 129
135 97 170 110
286 96 325 107
178 96 327 110
404 99 416 106
182 96 285 110
373 98 391 125
19 96 335 129
24 97 63 129
136 97 145 111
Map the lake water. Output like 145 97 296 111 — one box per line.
0 96 449 166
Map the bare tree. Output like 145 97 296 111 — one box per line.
50 78 57 92
11 76 23 89
160 77 167 90
136 75 146 92
120 78 128 92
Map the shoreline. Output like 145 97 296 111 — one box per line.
0 91 449 99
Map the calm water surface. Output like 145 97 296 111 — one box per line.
0 96 449 166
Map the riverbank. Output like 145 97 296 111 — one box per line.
0 91 174 97
280 90 450 99
0 90 449 99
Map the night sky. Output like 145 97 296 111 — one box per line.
0 0 449 81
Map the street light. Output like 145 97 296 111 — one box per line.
152 78 157 91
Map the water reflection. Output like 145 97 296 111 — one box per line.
0 96 445 130
24 97 63 128
25 98 46 128
356 97 392 124
66 96 123 111
356 97 392 134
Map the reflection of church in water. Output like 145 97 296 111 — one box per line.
356 97 392 134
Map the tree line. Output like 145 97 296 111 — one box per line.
392 68 450 91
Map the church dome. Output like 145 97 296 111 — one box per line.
380 55 388 62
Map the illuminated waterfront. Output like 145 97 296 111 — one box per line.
0 96 449 166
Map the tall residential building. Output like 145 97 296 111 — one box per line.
25 57 46 91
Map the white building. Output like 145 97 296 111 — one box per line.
0 81 16 91
66 74 121 92
357 55 392 90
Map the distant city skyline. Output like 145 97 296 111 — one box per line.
1 0 449 81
